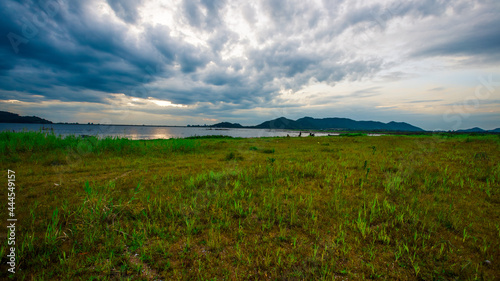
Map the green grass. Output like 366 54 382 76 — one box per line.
0 131 499 280
339 133 368 137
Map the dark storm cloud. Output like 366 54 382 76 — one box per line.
0 0 499 114
0 0 234 105
0 0 162 102
177 47 210 73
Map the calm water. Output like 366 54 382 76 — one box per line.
0 123 346 140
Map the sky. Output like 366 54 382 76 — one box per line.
0 0 499 130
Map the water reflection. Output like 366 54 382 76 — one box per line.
0 123 383 140
148 127 175 140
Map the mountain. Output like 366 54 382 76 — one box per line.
456 127 485 133
456 127 500 133
253 116 424 131
0 111 52 124
253 117 296 129
211 122 244 128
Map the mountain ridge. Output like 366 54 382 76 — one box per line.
1 110 497 132
249 116 424 131
0 111 52 124
456 127 500 133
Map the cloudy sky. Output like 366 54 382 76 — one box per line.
1 0 499 130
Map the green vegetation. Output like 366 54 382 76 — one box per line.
339 133 368 137
0 131 499 280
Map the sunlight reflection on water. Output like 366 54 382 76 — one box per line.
0 123 383 139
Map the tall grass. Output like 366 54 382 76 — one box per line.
0 131 199 161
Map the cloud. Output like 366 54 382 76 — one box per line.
0 0 163 100
351 87 382 98
409 1 500 63
0 0 499 130
181 0 226 31
407 99 443 103
428 87 445 92
106 0 144 23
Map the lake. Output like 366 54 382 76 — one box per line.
0 123 355 140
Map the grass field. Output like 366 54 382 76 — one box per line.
0 131 499 280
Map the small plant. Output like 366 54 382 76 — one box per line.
355 210 370 238
207 227 221 250
225 151 243 161
474 152 488 160
129 230 145 252
261 148 275 154
45 207 61 247
185 217 197 234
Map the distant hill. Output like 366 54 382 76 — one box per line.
211 122 244 128
0 111 52 124
252 116 424 131
456 127 485 133
456 127 500 133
